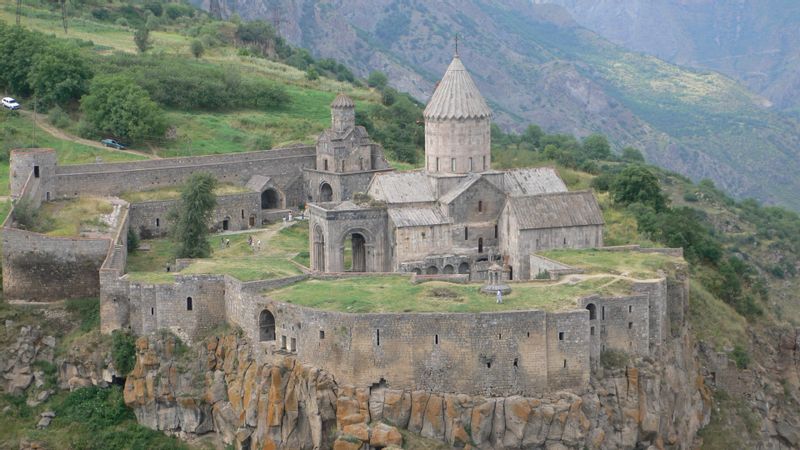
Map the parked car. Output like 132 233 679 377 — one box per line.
100 138 126 149
2 97 20 110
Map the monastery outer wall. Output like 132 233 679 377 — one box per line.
129 192 262 238
233 294 590 396
51 147 315 208
579 294 651 364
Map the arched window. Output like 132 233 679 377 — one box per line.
478 200 482 212
586 303 597 320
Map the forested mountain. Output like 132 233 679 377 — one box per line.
198 0 800 212
536 0 800 112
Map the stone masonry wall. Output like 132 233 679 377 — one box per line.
2 227 110 300
130 192 262 238
52 147 315 200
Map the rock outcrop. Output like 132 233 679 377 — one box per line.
124 327 709 449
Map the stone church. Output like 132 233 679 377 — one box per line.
309 55 604 280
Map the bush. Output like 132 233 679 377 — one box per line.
12 197 41 230
190 39 204 58
730 345 750 369
600 349 629 369
115 17 129 27
80 74 166 142
111 331 137 375
683 191 699 202
133 27 151 53
48 105 71 129
127 227 140 253
65 298 100 332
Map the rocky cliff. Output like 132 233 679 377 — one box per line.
122 324 710 449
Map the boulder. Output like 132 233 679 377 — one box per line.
332 436 363 450
343 422 369 442
370 423 403 448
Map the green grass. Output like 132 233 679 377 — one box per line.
268 275 628 313
126 222 308 283
539 248 681 279
34 197 114 237
119 183 251 203
688 280 748 351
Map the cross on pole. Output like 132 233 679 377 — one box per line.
454 33 459 56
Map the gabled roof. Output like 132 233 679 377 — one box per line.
439 173 503 205
424 56 492 120
388 206 452 228
508 191 604 230
368 172 436 204
504 168 567 196
331 93 355 109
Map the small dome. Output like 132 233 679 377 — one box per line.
331 93 355 109
424 56 492 120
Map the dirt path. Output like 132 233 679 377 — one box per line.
20 110 160 160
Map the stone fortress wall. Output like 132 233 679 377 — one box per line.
98 246 681 397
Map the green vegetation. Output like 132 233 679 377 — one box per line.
65 298 100 333
697 390 761 449
540 249 680 279
173 172 216 258
600 349 629 370
269 275 629 313
111 331 136 375
80 74 166 142
29 197 114 237
119 183 249 203
126 222 308 283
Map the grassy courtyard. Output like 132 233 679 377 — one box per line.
118 183 251 203
125 222 308 283
32 197 115 237
267 275 631 313
539 248 682 279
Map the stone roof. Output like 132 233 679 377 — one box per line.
504 168 567 196
368 172 436 204
331 93 355 109
424 56 492 120
388 206 452 228
508 191 604 230
439 173 504 205
245 175 271 192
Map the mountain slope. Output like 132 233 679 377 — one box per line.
200 0 800 211
536 0 800 112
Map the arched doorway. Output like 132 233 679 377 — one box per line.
586 303 597 320
261 189 280 209
458 262 470 274
343 232 366 272
313 226 325 272
443 265 454 274
426 266 439 275
259 310 275 341
320 182 333 202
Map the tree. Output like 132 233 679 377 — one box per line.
190 39 204 58
367 71 388 90
173 172 217 258
522 124 543 150
133 26 151 53
0 24 47 97
582 134 611 160
611 165 667 211
621 146 645 162
29 42 92 108
80 75 166 142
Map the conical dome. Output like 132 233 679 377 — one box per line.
331 93 355 109
424 56 492 120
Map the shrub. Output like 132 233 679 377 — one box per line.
65 297 100 332
111 331 137 375
730 345 750 369
306 67 319 81
600 349 629 370
115 17 129 27
133 27 151 53
683 191 699 202
48 105 71 129
190 39 204 58
127 227 140 253
12 197 40 230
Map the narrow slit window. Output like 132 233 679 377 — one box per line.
563 359 567 368
186 297 193 311
451 158 456 172
150 307 154 316
602 306 605 320
494 224 498 238
487 362 491 369
478 200 482 212
558 332 564 341
590 326 595 336
376 329 380 346
628 322 633 329
513 358 518 368
628 305 632 313
33 166 40 178
319 330 325 339
156 218 160 227
465 227 469 240
434 334 439 345
241 210 245 219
